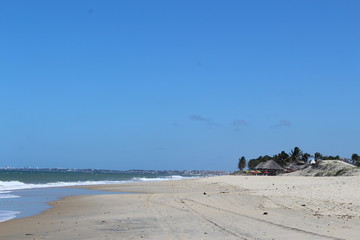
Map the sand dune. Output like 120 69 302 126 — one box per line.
0 175 359 239
285 160 359 177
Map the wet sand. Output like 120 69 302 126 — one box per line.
0 175 359 240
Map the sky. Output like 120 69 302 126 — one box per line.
0 1 359 171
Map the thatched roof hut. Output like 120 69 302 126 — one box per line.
255 160 284 175
255 162 266 169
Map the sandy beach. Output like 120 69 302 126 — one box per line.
0 175 359 240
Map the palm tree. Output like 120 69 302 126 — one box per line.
273 151 289 167
289 147 302 163
279 151 290 163
301 153 311 163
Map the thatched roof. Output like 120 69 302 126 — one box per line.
255 162 266 169
255 160 283 170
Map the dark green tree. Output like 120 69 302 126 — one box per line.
279 151 290 165
238 156 246 171
247 155 271 169
273 151 289 167
351 153 360 166
301 153 311 163
289 147 303 163
321 155 340 160
314 152 323 161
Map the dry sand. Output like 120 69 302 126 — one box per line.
0 175 359 240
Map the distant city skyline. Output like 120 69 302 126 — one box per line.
1 1 359 171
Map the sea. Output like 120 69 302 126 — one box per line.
0 169 202 222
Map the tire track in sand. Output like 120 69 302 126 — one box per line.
181 198 344 240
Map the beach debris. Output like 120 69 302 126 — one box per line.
263 212 268 215
301 204 306 207
203 192 206 195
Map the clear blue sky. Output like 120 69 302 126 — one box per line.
0 1 359 171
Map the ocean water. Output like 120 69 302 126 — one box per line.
0 170 195 222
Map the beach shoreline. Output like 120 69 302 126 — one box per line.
0 175 359 239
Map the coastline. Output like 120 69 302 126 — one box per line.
0 175 359 239
0 187 124 223
0 171 199 223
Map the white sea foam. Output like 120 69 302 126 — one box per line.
0 176 191 192
0 190 20 199
0 180 123 191
0 210 20 222
0 194 20 199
